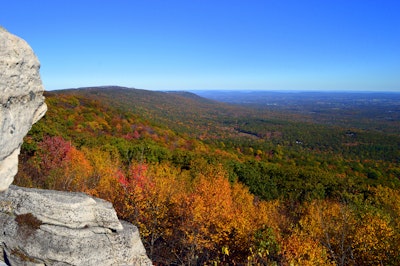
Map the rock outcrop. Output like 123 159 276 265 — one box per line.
0 26 47 191
0 28 152 265
0 186 151 266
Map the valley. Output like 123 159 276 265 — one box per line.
16 86 400 265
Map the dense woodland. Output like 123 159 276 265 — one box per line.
16 87 400 265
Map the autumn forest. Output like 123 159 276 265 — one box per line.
16 87 400 265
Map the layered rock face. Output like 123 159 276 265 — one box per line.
0 27 47 191
0 186 151 265
0 28 152 265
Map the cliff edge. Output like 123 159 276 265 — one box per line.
0 27 152 265
0 26 47 191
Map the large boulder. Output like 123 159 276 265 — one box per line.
0 26 47 191
0 186 152 266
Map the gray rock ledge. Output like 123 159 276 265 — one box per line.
0 186 152 266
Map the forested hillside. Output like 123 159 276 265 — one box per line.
16 87 400 265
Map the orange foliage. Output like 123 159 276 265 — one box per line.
62 147 93 191
182 171 234 252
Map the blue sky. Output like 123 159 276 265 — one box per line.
1 1 399 91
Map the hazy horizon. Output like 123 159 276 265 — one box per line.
48 85 400 94
1 1 399 92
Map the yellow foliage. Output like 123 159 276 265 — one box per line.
281 231 334 266
82 148 122 203
299 200 356 265
352 212 395 265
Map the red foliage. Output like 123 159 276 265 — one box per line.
123 130 141 140
116 169 128 187
37 136 72 174
128 163 150 189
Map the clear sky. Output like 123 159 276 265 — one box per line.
1 1 399 91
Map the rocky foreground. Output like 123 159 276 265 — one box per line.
0 27 152 265
0 186 152 266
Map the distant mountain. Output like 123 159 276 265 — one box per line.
47 86 255 138
46 86 400 145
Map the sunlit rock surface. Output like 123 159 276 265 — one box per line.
0 186 152 265
0 27 47 191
